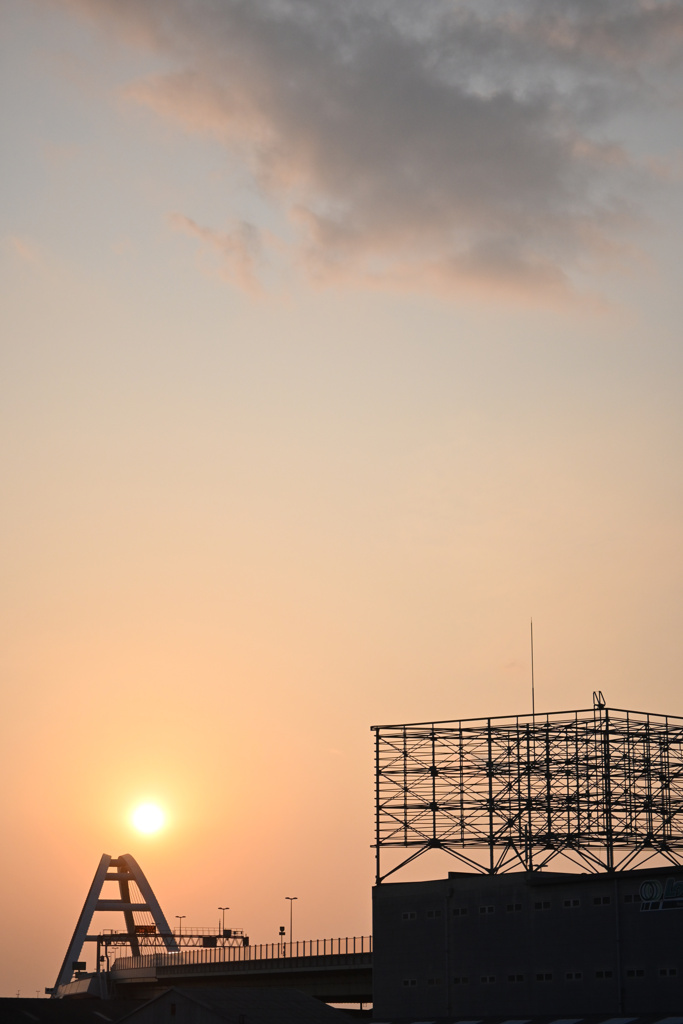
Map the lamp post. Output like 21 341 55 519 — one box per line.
285 896 297 951
175 915 186 937
218 906 229 935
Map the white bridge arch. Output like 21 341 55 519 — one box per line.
52 852 178 995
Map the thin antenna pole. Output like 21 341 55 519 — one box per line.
531 618 535 719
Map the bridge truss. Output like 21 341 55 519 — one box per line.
372 700 683 882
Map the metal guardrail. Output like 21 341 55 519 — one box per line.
112 936 372 972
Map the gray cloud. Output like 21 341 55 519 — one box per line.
57 0 683 296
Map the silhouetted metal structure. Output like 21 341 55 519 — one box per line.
372 696 683 882
50 853 367 1002
50 853 180 996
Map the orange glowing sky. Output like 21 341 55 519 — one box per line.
2 0 683 999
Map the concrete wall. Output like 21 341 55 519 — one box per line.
372 865 683 1017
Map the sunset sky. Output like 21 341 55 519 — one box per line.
2 0 683 998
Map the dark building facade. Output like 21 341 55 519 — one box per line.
372 865 683 1017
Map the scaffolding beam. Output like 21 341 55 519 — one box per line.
371 701 683 883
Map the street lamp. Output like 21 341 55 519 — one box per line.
218 906 229 935
285 896 297 950
175 915 186 937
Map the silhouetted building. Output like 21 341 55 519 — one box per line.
371 700 683 1016
373 865 683 1017
117 986 352 1024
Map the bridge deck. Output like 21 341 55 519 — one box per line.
109 939 373 1003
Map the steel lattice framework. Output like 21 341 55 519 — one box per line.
372 701 683 882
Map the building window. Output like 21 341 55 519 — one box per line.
480 975 495 984
479 905 494 914
626 969 645 978
624 893 641 903
427 977 442 986
452 907 467 916
401 911 417 920
426 909 442 919
659 968 678 977
595 970 613 979
593 895 611 905
507 974 524 983
402 979 417 987
506 903 522 912
534 900 551 910
565 972 582 981
536 973 552 982
563 899 580 907
453 976 469 985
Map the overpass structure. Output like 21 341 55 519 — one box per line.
48 853 372 1003
109 938 373 1002
53 938 372 1002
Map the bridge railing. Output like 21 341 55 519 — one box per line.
111 936 372 972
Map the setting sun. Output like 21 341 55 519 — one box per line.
132 803 165 834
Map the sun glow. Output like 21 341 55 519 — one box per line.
132 803 165 834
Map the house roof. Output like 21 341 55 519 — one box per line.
118 986 354 1024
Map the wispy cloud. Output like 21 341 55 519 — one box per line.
168 212 264 293
53 0 683 297
5 234 46 268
